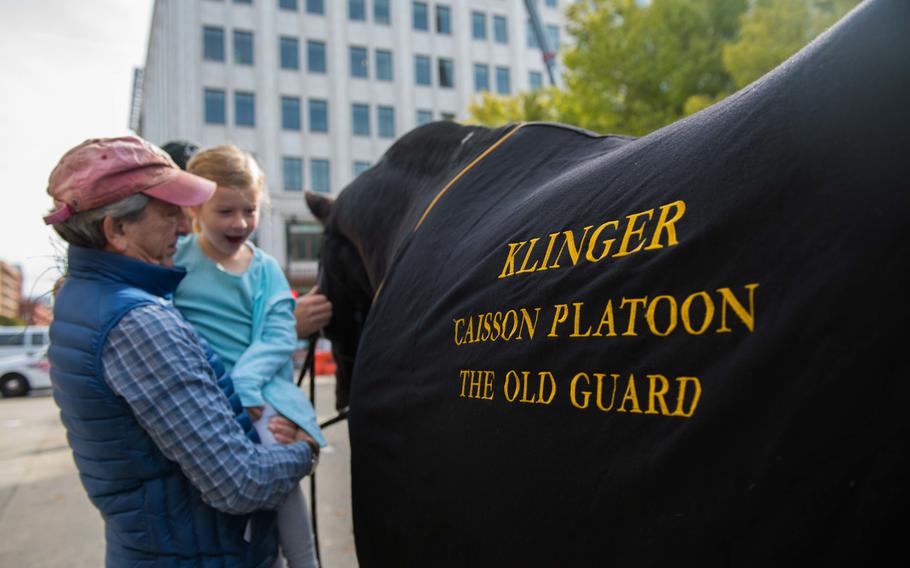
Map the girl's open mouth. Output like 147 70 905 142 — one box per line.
225 236 245 244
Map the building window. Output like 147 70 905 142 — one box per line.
235 91 255 126
350 46 368 78
413 2 428 31
529 70 543 91
353 161 371 177
440 111 456 121
352 103 370 136
349 0 365 21
374 0 390 25
311 159 330 193
204 88 226 124
279 36 299 70
474 64 489 92
233 30 254 65
436 5 451 34
375 49 393 81
416 109 433 125
493 15 508 44
286 221 322 261
546 24 559 50
234 0 252 4
307 40 326 73
309 98 328 132
415 55 431 86
281 96 301 130
495 66 511 95
377 106 395 138
306 0 323 14
545 0 557 7
203 26 225 61
282 157 303 191
438 58 454 88
279 0 298 10
471 12 487 40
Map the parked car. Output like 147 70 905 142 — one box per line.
0 326 50 359
0 347 51 397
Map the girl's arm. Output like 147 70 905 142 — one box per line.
230 259 299 408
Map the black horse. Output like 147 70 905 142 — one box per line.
308 1 910 565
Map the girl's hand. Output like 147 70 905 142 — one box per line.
295 286 333 338
246 406 264 422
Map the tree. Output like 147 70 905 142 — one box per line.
466 90 560 127
469 0 860 136
723 0 860 89
559 0 747 135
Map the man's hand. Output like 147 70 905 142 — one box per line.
295 286 332 339
268 414 320 457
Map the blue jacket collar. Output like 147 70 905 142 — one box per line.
67 246 187 298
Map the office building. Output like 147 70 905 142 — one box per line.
136 0 568 285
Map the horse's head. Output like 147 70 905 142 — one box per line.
305 190 373 410
305 121 518 409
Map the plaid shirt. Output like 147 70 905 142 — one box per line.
102 302 312 515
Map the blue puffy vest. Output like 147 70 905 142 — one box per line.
49 246 278 567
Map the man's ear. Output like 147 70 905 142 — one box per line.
102 216 129 253
185 206 202 233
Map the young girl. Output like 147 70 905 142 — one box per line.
174 144 325 568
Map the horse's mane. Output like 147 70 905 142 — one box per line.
381 121 516 179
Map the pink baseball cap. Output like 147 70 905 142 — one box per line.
43 136 217 225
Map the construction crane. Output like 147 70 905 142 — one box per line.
523 0 560 87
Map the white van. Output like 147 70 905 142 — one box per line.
0 326 50 359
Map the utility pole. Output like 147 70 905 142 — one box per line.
523 0 560 87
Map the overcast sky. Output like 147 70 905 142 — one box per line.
0 0 154 299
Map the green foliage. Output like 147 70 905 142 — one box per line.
724 0 859 88
560 0 747 135
466 90 561 127
468 0 860 137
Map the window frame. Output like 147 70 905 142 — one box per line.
309 98 328 133
233 29 254 65
204 88 226 124
377 105 395 138
352 103 371 136
282 156 304 192
307 40 327 73
349 45 369 78
471 11 487 40
203 26 225 62
234 90 256 126
412 1 429 31
438 57 454 89
279 36 299 70
310 159 331 193
281 95 302 130
375 49 393 81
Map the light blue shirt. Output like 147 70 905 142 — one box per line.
174 234 326 447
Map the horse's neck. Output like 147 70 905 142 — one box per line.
344 123 515 293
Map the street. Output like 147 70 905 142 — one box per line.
0 378 357 567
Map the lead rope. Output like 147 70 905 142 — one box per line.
297 333 321 567
296 332 350 567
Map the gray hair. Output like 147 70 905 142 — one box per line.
52 193 150 249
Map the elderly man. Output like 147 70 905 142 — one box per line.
44 136 318 567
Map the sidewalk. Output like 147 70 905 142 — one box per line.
0 378 356 566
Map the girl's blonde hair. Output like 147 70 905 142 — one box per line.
186 144 268 232
187 144 267 201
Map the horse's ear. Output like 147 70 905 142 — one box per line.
305 191 334 224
